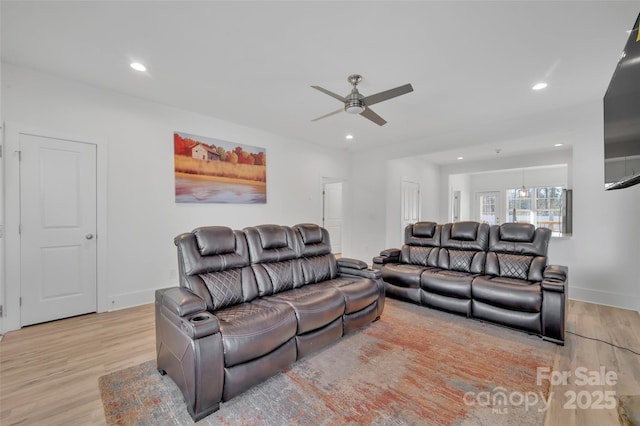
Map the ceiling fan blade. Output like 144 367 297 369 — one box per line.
362 83 413 107
311 108 343 122
360 107 387 126
311 85 347 103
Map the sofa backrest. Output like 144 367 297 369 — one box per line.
485 223 551 282
174 226 259 311
400 222 441 266
294 223 339 284
438 222 490 274
243 224 304 297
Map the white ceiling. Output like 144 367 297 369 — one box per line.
2 1 639 163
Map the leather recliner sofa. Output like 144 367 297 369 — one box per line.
155 223 384 421
373 221 567 345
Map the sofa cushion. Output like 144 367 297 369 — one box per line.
300 255 338 284
420 269 473 298
244 225 298 264
214 301 297 368
266 285 345 334
472 276 542 313
489 224 550 257
251 259 304 297
316 277 379 314
400 245 439 267
451 222 479 241
404 222 441 247
193 226 236 255
497 253 533 280
440 222 490 251
296 223 324 244
176 229 250 275
294 223 333 258
438 248 486 274
382 263 431 289
499 223 535 242
413 222 436 237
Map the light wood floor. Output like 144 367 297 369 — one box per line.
0 300 638 425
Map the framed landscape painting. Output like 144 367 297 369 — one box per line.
174 131 266 204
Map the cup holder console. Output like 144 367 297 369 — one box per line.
190 314 211 323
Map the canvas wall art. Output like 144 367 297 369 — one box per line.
174 131 267 204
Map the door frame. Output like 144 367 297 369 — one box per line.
322 180 343 254
3 123 108 333
474 190 502 225
401 180 421 241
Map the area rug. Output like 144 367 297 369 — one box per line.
99 299 556 425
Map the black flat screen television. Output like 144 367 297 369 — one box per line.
604 13 640 190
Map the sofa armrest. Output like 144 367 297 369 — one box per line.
542 278 565 293
337 257 368 270
155 287 225 420
380 248 400 259
339 266 382 280
160 287 207 317
540 265 568 345
336 265 385 318
372 248 400 268
156 288 220 338
543 265 567 282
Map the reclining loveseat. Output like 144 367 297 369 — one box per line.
155 223 384 420
373 221 567 345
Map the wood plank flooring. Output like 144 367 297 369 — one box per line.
0 300 638 425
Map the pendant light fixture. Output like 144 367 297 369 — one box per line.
518 169 529 198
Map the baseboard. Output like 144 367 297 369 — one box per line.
108 288 156 311
569 286 640 312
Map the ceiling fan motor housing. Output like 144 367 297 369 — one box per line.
345 90 365 114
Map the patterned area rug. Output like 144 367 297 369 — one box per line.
99 299 556 425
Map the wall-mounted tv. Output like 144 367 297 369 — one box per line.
604 13 640 190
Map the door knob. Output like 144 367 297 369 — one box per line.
85 234 94 240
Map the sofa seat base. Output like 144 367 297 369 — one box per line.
296 316 343 358
421 269 474 298
343 300 378 334
318 277 378 314
472 300 542 334
381 263 431 289
421 291 471 317
222 338 296 401
266 285 345 334
384 282 421 304
215 302 297 368
472 276 542 313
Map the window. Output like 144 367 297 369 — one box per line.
506 186 568 236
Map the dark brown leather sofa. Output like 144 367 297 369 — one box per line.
155 223 384 420
373 221 567 345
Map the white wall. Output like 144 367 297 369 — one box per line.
350 104 639 311
385 157 440 250
550 116 640 311
466 165 568 223
1 63 349 331
436 121 640 310
447 174 471 222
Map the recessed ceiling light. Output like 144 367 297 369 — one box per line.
457 156 464 160
532 82 548 91
345 134 354 140
130 62 147 72
554 143 563 147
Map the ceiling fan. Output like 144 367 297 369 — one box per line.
311 74 413 126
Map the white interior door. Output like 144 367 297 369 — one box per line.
322 182 342 254
401 181 420 239
20 134 97 326
475 191 501 225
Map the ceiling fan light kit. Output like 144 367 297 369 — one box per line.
311 74 413 126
